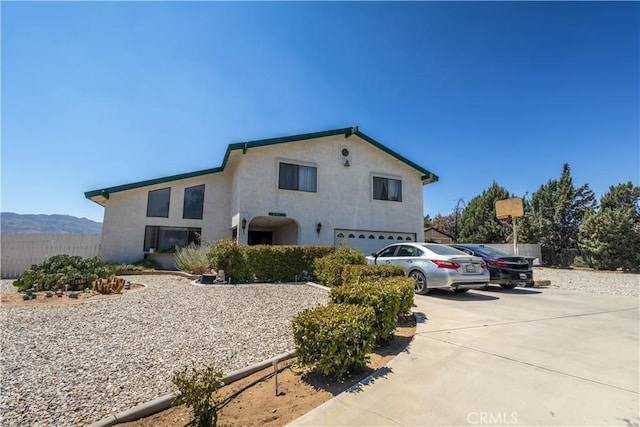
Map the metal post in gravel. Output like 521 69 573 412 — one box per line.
273 360 279 396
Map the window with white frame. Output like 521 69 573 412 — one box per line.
373 176 402 202
278 162 317 192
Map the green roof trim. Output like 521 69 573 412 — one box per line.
84 167 224 201
85 127 438 204
353 130 439 184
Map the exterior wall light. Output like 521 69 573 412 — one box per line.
241 218 247 233
316 222 322 236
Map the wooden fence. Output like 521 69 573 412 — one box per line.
1 234 102 279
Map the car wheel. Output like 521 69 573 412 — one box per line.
500 284 517 289
453 288 469 293
410 270 429 294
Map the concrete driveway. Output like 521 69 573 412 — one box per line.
289 287 639 426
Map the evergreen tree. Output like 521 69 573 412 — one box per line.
458 182 511 243
578 182 640 270
599 181 640 221
525 163 595 265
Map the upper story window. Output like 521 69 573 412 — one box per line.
373 176 402 202
183 184 205 220
279 162 317 192
147 188 170 217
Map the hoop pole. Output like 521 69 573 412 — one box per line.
513 217 518 255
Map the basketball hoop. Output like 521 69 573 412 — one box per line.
495 197 524 255
498 215 512 226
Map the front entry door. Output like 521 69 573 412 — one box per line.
248 230 273 246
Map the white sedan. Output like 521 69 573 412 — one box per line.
366 242 490 294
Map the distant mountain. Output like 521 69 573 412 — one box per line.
0 212 103 234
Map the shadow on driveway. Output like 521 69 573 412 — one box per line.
422 289 499 301
480 287 542 295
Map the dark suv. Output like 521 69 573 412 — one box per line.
449 244 533 289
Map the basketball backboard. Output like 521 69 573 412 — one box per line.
495 197 524 219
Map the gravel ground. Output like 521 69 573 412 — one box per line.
0 276 328 427
533 267 639 297
0 268 637 426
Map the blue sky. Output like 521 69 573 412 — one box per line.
2 1 638 224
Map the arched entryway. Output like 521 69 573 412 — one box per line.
246 216 300 245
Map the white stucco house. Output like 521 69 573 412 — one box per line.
85 127 438 266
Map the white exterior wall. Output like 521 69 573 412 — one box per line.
95 132 430 263
235 134 425 248
100 173 233 264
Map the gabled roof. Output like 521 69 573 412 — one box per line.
85 127 439 206
424 227 454 239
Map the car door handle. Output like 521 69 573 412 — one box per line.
385 261 391 264
406 260 413 264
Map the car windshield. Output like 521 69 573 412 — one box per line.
421 244 467 256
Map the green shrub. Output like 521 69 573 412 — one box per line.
330 277 413 342
245 245 335 282
172 363 225 427
292 303 376 378
341 264 405 284
12 255 114 292
312 246 367 287
206 239 251 283
176 244 211 274
380 276 415 315
245 245 301 282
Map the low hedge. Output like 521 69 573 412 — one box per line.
330 276 414 342
341 264 405 284
245 245 335 282
205 239 251 283
312 246 367 287
292 303 376 378
379 276 415 315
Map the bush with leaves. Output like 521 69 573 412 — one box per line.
330 277 412 343
176 244 211 274
292 303 376 378
13 255 114 292
172 363 225 427
244 245 336 282
312 245 367 287
205 239 251 283
341 264 405 285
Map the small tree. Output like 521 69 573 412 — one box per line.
172 364 225 427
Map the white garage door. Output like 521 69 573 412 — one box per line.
334 229 417 256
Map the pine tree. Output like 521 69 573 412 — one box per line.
578 182 640 270
458 182 511 243
525 164 595 265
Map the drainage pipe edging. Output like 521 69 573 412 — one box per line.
89 350 296 427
